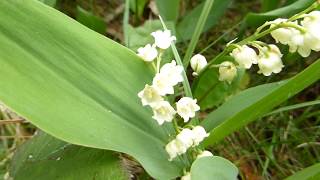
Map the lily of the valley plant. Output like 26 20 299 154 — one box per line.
136 2 320 179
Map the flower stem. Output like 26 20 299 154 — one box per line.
289 1 320 21
158 16 193 98
156 52 163 73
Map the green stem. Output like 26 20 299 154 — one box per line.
158 16 193 98
123 0 130 46
199 21 242 54
198 1 320 76
172 118 180 133
182 0 215 69
289 1 320 21
156 52 163 73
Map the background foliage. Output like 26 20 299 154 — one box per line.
0 0 319 179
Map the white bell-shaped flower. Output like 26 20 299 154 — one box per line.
181 172 191 180
152 73 174 96
300 11 320 53
257 45 284 76
151 30 176 49
302 11 320 25
160 60 184 86
230 45 258 69
137 44 158 62
176 97 200 122
152 101 176 125
287 29 307 56
165 139 186 161
196 150 213 159
192 126 209 146
270 19 298 45
218 61 237 84
138 84 163 106
176 128 195 148
190 54 207 75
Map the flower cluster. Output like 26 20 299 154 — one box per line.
135 5 320 179
209 10 320 84
271 11 320 57
137 29 210 165
138 60 200 125
230 43 284 76
165 126 209 161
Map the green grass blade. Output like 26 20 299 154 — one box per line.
159 16 193 98
182 0 214 69
176 0 231 41
123 0 130 46
263 100 320 117
201 59 320 146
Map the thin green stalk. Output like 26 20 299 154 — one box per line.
199 21 242 54
289 1 320 21
199 20 306 76
123 0 130 46
263 100 320 117
159 16 193 98
182 0 215 69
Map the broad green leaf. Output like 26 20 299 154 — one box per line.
244 0 314 27
0 1 182 179
176 0 232 41
261 0 281 12
193 67 247 110
191 156 238 180
38 0 56 7
285 163 320 180
155 0 180 22
76 6 106 34
201 59 320 146
10 132 129 180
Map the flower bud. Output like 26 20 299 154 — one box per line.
230 45 258 69
176 97 200 122
257 45 284 76
137 44 158 62
151 101 176 125
218 61 237 84
165 139 186 161
151 30 176 49
181 172 191 180
192 126 209 146
197 150 213 159
176 128 195 148
270 19 299 45
137 84 163 106
190 54 207 75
